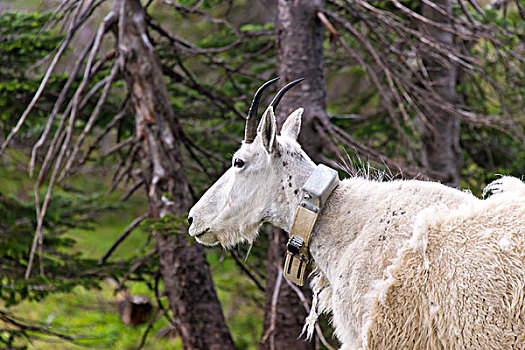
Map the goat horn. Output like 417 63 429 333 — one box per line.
244 77 280 143
269 78 305 111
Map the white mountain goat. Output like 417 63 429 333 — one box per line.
188 79 525 350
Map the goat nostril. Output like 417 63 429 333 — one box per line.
188 216 193 225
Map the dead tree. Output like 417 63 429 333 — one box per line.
261 1 328 350
0 0 239 348
116 1 236 349
420 0 463 186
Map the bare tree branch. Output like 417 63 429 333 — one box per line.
99 213 148 264
59 62 120 181
0 4 85 159
260 264 283 350
229 250 265 292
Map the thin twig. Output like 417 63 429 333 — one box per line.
118 248 157 290
77 97 130 167
154 269 177 328
59 62 120 181
103 136 136 158
98 213 148 264
0 8 82 159
137 308 167 350
229 250 265 292
0 310 76 342
119 180 145 202
317 11 340 37
260 264 282 350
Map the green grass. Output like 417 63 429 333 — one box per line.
0 158 264 349
8 282 181 350
208 251 264 349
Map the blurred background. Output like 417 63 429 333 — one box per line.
0 0 523 349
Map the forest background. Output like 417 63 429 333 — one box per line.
0 0 523 349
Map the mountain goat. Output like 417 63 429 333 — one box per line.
188 78 525 350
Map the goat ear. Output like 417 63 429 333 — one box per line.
280 108 303 141
257 106 277 153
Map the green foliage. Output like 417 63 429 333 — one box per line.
0 10 144 349
0 192 117 299
157 14 276 194
5 282 181 349
0 11 68 139
0 11 120 145
142 213 188 236
0 12 62 79
0 189 133 347
2 1 524 349
0 7 269 346
324 1 524 189
458 7 525 189
0 12 124 313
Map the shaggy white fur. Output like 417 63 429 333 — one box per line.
189 107 525 349
307 177 525 349
306 177 481 349
364 190 525 349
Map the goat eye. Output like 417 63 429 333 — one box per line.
233 158 245 168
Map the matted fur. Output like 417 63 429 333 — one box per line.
306 177 525 349
364 192 525 349
306 177 480 349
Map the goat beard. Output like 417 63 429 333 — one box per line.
216 224 260 250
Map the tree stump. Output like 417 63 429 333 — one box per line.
117 290 153 327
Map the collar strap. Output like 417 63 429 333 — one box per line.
284 164 339 286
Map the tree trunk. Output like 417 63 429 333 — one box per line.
116 1 237 349
275 0 327 161
261 1 326 349
420 0 462 186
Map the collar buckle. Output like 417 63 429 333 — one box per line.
283 165 339 286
